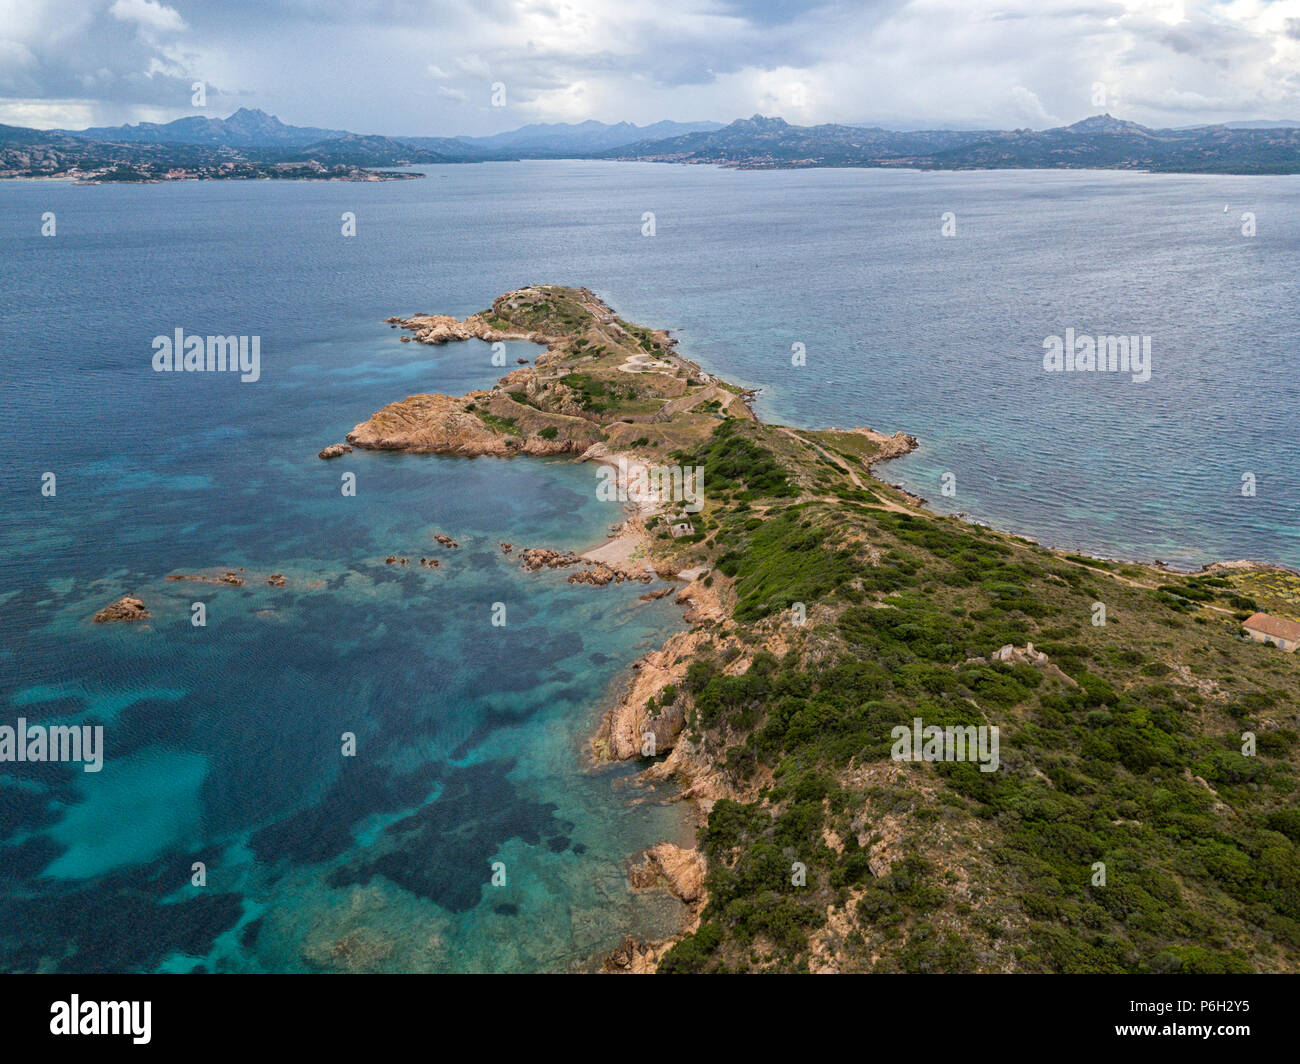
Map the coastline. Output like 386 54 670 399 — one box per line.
334 285 1300 972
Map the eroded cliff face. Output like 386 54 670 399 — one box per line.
629 842 707 905
344 286 727 466
592 570 732 762
346 390 599 456
852 426 919 465
601 843 710 974
383 312 552 348
596 628 709 762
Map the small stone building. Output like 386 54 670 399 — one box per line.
1242 612 1300 653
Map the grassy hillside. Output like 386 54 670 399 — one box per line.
651 421 1300 973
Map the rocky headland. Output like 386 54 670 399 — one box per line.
330 285 1300 975
329 286 931 969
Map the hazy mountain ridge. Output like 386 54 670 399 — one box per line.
604 114 1001 163
607 113 1300 174
43 108 719 156
60 107 350 147
453 119 723 154
4 109 1300 177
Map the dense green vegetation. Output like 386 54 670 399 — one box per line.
671 418 795 502
560 372 610 412
475 411 521 436
653 417 1300 974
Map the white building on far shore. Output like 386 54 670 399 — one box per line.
1243 612 1300 653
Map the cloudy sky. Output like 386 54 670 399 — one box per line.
1 0 1298 134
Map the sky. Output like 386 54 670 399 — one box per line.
1 0 1298 134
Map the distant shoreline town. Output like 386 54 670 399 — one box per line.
4 108 1300 182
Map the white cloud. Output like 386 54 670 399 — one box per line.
516 80 592 120
0 96 98 127
456 54 492 79
109 0 186 35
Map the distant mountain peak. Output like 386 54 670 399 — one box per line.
58 107 346 148
1065 114 1150 135
731 114 790 132
223 108 290 131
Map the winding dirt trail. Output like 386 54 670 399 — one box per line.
775 425 919 515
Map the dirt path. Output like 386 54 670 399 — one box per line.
776 425 919 515
778 427 1236 618
1071 561 1240 616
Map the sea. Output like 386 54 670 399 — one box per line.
1 160 1297 971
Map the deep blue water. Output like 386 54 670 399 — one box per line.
1 161 1297 971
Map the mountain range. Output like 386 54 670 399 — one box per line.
452 119 723 154
49 108 719 157
3 107 1299 178
61 107 350 147
603 113 1300 174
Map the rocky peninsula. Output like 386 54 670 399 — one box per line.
338 285 1300 975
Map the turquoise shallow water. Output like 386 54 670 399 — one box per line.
0 230 692 968
1 438 694 971
1 161 1297 971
